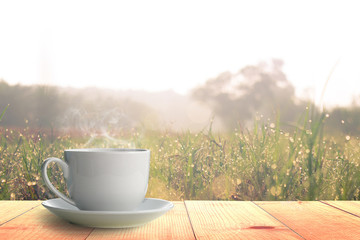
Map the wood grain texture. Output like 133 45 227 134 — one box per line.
185 201 302 240
322 201 360 218
0 204 93 240
0 201 41 225
87 202 195 240
255 201 360 240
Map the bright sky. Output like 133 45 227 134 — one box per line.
0 0 359 107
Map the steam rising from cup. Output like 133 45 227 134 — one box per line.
60 107 138 148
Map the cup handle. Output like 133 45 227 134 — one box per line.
41 157 75 206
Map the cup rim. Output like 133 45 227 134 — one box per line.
64 148 149 153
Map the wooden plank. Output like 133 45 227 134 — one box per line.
0 201 41 225
0 204 93 240
87 202 195 240
255 201 360 240
322 201 360 217
185 201 302 240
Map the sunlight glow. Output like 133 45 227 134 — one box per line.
0 0 359 107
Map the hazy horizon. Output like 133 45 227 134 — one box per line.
1 0 360 108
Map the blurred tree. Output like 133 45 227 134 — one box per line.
0 80 63 128
0 80 34 126
0 80 158 131
326 103 360 136
35 86 63 128
192 59 307 129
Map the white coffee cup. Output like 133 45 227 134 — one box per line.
41 148 150 211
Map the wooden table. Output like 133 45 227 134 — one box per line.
1 200 360 239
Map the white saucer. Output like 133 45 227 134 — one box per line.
42 198 174 228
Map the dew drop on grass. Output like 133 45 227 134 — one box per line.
270 186 276 196
270 186 282 196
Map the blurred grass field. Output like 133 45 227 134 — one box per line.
1 108 360 201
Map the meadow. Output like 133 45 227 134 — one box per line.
0 109 360 201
